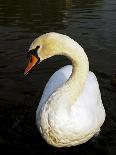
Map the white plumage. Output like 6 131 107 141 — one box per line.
36 65 105 147
25 32 106 147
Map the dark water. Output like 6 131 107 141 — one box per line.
0 0 116 154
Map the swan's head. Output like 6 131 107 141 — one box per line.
24 32 65 75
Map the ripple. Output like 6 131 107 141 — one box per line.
0 0 116 154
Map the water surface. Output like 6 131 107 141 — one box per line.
0 0 116 154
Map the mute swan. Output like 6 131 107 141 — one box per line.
24 32 105 147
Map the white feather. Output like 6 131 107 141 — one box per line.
28 32 106 147
36 65 105 146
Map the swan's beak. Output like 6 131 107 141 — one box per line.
24 55 38 75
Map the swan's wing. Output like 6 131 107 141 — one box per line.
36 65 72 126
75 71 105 131
38 65 72 108
36 66 105 132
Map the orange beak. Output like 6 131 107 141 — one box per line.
24 55 38 75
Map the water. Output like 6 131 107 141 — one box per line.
0 0 116 154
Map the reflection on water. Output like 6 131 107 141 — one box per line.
0 0 116 154
0 0 72 30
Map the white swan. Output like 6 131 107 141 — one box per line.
24 32 106 147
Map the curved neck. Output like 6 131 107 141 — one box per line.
55 38 89 105
65 47 89 93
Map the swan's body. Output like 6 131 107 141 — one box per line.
25 32 105 147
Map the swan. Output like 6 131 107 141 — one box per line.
24 32 106 147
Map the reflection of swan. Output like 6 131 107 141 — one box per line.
24 32 106 147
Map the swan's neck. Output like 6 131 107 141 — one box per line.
54 38 89 106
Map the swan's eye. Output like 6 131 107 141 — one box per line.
27 45 40 61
